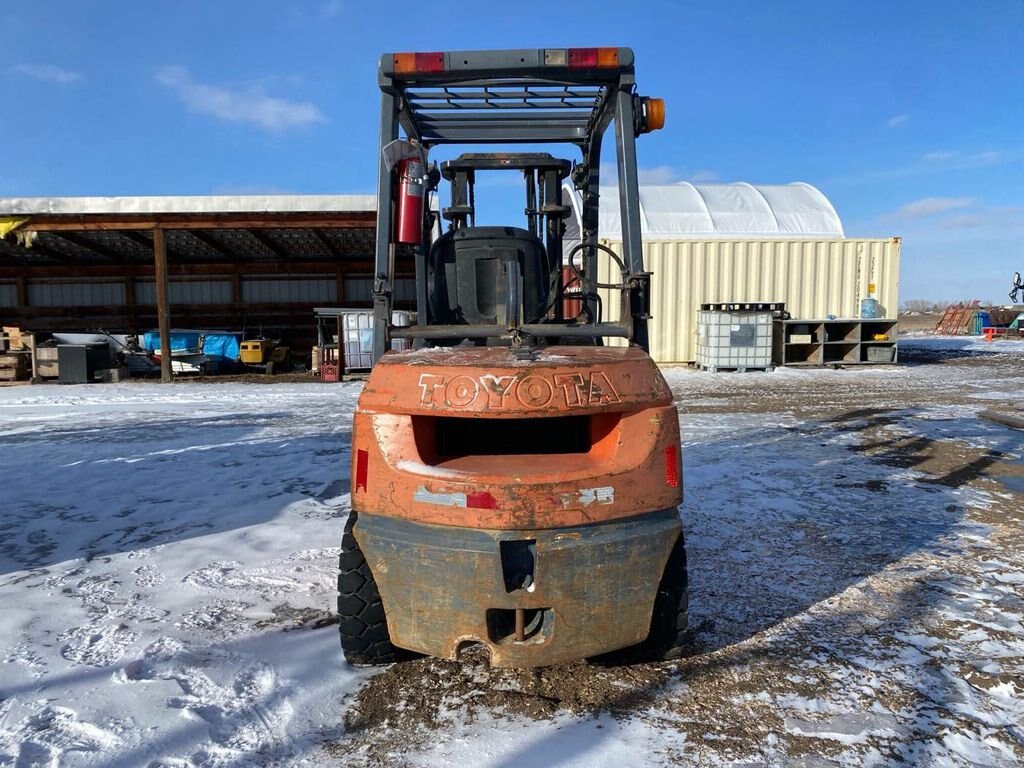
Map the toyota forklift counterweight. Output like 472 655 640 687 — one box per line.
338 47 686 667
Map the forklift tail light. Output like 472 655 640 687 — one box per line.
394 52 445 75
355 449 369 492
567 47 619 69
665 444 679 488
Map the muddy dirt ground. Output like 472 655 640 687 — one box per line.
2 337 1022 767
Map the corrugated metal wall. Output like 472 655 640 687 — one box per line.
134 279 232 305
344 276 416 303
0 283 16 307
240 278 336 303
597 238 900 363
27 281 127 307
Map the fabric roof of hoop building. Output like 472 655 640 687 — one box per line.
563 182 844 240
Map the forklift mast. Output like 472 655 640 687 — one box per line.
372 47 665 362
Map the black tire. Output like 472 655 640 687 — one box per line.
639 531 689 660
595 531 689 664
337 512 405 665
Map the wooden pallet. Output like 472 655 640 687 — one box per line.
696 364 774 373
0 351 30 381
0 329 37 382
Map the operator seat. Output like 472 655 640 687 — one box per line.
427 226 552 327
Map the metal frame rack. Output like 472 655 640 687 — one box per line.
775 318 899 366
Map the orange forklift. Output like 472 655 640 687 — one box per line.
338 47 685 667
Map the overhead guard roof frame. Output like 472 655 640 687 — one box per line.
378 48 634 147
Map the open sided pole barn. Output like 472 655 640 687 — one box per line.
0 196 415 381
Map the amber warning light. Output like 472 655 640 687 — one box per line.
640 97 666 133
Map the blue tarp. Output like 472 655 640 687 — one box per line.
143 331 200 353
143 330 241 361
202 334 241 361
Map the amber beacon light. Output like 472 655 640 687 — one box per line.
639 97 666 133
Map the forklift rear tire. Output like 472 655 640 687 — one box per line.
641 531 689 660
337 512 407 666
596 531 689 664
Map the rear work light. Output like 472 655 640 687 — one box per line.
393 52 445 75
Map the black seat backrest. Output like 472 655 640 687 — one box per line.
427 226 551 326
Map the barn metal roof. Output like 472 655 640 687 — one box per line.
0 195 380 269
0 194 375 215
564 182 845 239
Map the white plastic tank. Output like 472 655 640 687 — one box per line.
391 310 414 352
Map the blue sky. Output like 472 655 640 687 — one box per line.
3 0 1022 304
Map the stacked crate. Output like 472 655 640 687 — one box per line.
0 327 31 382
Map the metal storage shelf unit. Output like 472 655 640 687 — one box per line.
774 319 898 366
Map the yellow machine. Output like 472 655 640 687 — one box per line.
240 339 291 374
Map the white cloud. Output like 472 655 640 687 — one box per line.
831 147 1022 187
923 149 1006 166
889 196 975 220
923 150 959 162
9 64 81 84
636 165 679 184
939 214 984 230
319 0 343 17
685 170 721 183
602 164 722 185
937 205 1024 231
156 66 326 133
887 114 910 128
968 150 1003 165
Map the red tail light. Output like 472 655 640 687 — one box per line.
467 491 498 510
568 48 619 69
664 445 679 488
393 52 445 75
355 448 369 492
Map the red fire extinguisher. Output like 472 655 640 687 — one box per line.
395 157 425 245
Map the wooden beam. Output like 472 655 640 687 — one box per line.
14 239 81 265
124 275 138 332
188 230 237 260
120 230 153 250
0 259 383 279
153 228 172 382
312 228 340 258
248 229 286 259
49 232 118 262
9 301 367 318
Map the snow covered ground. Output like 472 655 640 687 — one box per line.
1 337 1022 766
